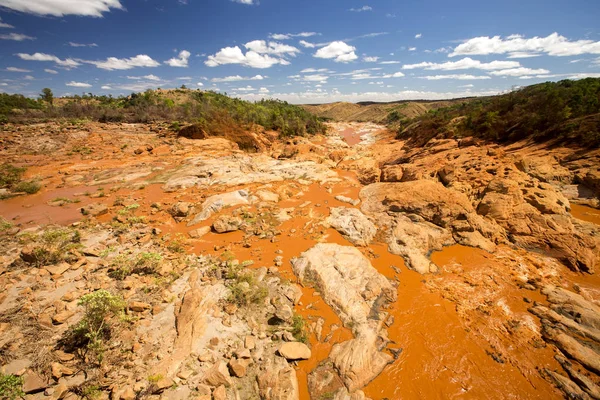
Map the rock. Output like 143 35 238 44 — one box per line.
22 372 47 394
119 386 136 400
244 336 256 350
51 362 74 379
334 195 360 206
278 342 311 360
52 310 74 325
203 361 232 387
381 165 403 182
51 383 69 399
188 226 211 239
80 203 108 217
275 304 294 323
20 245 39 264
325 207 376 247
128 301 151 312
256 190 280 202
188 190 250 226
44 263 71 276
151 377 174 394
257 357 299 400
213 385 227 400
291 244 395 391
213 216 244 234
228 359 247 378
1 358 31 375
134 147 145 155
169 202 191 219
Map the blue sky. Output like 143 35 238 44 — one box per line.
1 0 599 103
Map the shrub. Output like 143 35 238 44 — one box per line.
291 314 309 344
0 373 24 400
70 290 125 363
225 264 268 307
109 252 163 280
0 164 25 188
29 227 81 266
12 180 41 194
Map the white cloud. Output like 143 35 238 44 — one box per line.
232 0 255 4
459 84 474 88
85 54 160 70
450 33 600 57
408 47 417 51
205 45 292 69
69 42 98 47
245 40 300 56
300 68 331 73
314 41 357 63
299 40 316 48
177 76 192 80
17 52 81 68
386 13 396 18
301 74 328 82
0 17 14 28
349 5 372 12
101 85 112 90
211 74 265 82
489 67 550 77
197 82 204 87
269 32 317 40
363 56 379 62
44 69 58 74
506 52 540 58
567 72 600 79
259 87 269 94
235 86 256 91
383 72 405 78
419 74 492 80
0 0 124 17
402 57 520 71
0 32 35 41
23 75 34 80
126 74 161 81
165 50 190 67
415 33 422 39
66 81 92 88
379 61 401 65
6 67 31 72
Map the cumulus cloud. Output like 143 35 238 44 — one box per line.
126 74 161 81
349 5 372 12
44 69 58 74
314 41 357 63
6 67 31 72
0 17 14 28
206 41 297 68
363 56 379 62
419 74 492 80
450 33 600 57
211 74 265 82
165 50 190 67
197 82 204 86
259 87 269 94
17 52 81 68
101 85 112 90
0 32 35 41
402 57 520 71
489 67 550 77
85 54 160 70
245 40 300 56
69 42 98 47
66 81 92 87
408 47 416 51
269 32 318 40
415 33 422 39
0 0 124 17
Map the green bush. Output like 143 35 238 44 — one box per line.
0 373 24 400
0 164 25 188
28 227 81 266
70 290 125 362
12 180 41 194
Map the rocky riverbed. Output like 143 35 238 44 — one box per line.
1 120 599 399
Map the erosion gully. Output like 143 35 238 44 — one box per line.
4 123 600 399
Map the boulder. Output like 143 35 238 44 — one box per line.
325 207 376 247
188 190 250 226
203 361 232 387
278 342 311 360
80 203 108 217
213 216 244 233
257 357 299 400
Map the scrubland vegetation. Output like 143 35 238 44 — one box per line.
0 88 326 138
393 78 600 147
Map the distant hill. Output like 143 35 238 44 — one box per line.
301 99 469 123
397 78 600 147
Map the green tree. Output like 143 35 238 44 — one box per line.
40 88 54 105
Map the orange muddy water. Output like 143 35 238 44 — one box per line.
571 203 600 225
